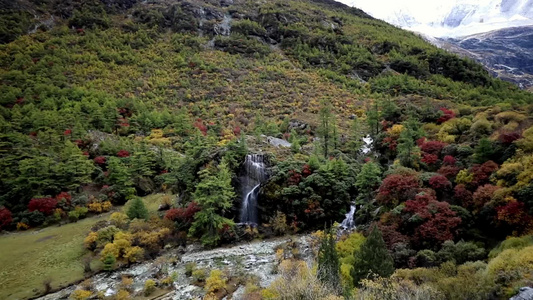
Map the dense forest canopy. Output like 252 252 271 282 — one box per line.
1 0 533 299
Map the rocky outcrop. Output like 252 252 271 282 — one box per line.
265 136 292 148
510 287 533 300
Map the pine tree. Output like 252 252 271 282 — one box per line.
107 157 135 202
317 229 340 291
473 138 494 163
126 197 148 220
381 98 399 121
351 225 394 286
397 118 422 169
366 102 380 138
318 100 337 158
189 161 235 247
346 117 363 158
355 161 382 203
55 141 94 190
102 253 116 271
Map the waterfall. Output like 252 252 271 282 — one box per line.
240 154 268 224
338 136 372 232
340 204 356 230
361 135 373 154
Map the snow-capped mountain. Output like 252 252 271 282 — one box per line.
339 0 533 89
340 0 533 37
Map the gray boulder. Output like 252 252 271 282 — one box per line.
511 287 533 300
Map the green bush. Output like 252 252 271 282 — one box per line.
232 19 267 36
214 34 271 57
68 7 110 29
192 268 207 282
185 262 197 277
488 235 533 259
143 279 156 296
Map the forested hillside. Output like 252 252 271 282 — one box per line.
1 0 533 299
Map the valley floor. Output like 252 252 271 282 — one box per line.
0 194 165 300
0 215 104 299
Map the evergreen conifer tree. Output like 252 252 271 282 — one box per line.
318 99 338 158
473 138 495 163
126 197 148 220
107 157 135 202
351 225 394 286
366 102 380 138
355 161 382 203
189 161 235 247
102 253 116 271
318 229 341 291
397 119 422 169
346 117 363 158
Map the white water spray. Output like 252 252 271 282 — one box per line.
240 154 268 224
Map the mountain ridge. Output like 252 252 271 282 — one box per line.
339 0 533 89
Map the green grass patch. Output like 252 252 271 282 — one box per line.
0 216 104 300
0 194 170 299
123 193 167 216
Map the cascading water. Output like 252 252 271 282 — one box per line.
339 136 373 231
240 154 268 224
340 204 356 230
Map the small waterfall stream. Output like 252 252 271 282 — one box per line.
339 135 373 231
240 154 268 225
340 204 356 230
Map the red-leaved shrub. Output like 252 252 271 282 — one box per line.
0 207 13 230
421 153 439 165
496 201 532 231
470 161 499 186
471 184 500 212
443 155 456 166
438 165 460 179
377 174 420 205
420 141 447 156
429 175 452 190
94 156 106 165
437 108 455 124
164 202 200 226
117 150 130 158
453 184 473 205
498 132 522 145
404 193 461 247
28 197 58 215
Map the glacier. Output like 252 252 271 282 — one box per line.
340 0 533 37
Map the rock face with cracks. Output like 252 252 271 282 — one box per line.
36 235 313 300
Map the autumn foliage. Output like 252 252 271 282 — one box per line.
164 201 201 226
420 141 447 156
496 201 532 233
470 161 499 187
0 207 13 230
437 108 455 124
429 175 452 190
28 197 58 215
470 184 500 213
94 156 107 165
403 193 461 247
377 174 420 206
117 150 130 158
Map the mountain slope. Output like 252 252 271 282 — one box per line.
0 1 531 213
437 26 533 89
1 1 533 300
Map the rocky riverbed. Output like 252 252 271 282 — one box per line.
36 235 314 300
